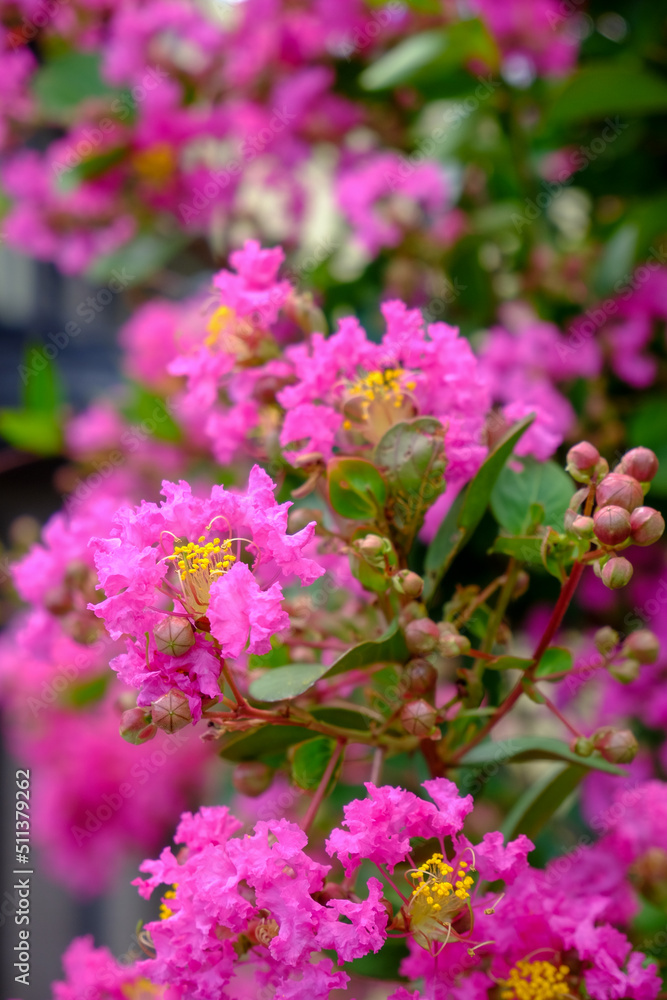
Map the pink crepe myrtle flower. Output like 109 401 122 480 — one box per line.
326 778 532 958
470 0 579 80
39 935 169 1000
279 300 490 494
337 151 454 256
89 467 322 716
133 806 388 999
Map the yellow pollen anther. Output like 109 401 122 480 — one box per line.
500 960 571 1000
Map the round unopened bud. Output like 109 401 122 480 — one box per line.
120 707 157 745
154 616 196 656
570 735 594 757
594 626 619 657
618 447 659 484
630 506 665 546
232 761 273 797
592 726 638 763
404 618 440 656
600 555 633 590
151 688 192 733
403 658 438 697
593 505 631 546
595 473 643 512
571 515 595 539
609 657 641 684
438 622 471 657
357 534 388 558
392 569 424 598
566 441 600 482
622 629 660 665
400 699 437 737
512 570 530 600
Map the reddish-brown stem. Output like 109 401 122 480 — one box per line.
376 863 409 905
537 688 583 738
302 739 345 833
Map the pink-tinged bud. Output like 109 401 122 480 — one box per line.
512 571 530 599
357 533 388 558
154 616 196 656
609 658 641 684
232 761 273 797
623 629 660 665
570 735 594 757
600 555 633 590
438 623 471 657
151 688 192 733
595 473 643 512
593 505 631 546
630 506 665 546
594 626 619 656
120 708 157 745
404 619 440 656
618 447 659 483
403 658 438 696
401 699 437 737
571 515 595 539
392 569 424 598
566 441 600 482
592 726 638 763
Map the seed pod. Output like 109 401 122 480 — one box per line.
595 473 643 512
403 658 438 697
154 616 196 656
617 447 659 484
592 726 639 763
622 629 659 665
232 762 273 797
566 441 600 483
120 707 157 745
592 505 631 546
630 506 665 546
404 619 440 656
600 555 633 590
400 699 437 737
151 688 193 733
570 735 594 757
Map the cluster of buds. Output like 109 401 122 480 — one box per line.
403 618 470 658
565 443 664 590
605 629 660 684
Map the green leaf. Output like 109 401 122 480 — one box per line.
87 232 188 285
491 458 572 536
593 223 638 297
0 409 62 455
218 725 317 762
536 646 572 681
291 736 338 791
501 764 587 842
311 707 370 732
57 146 128 193
248 662 332 703
122 385 181 442
489 535 544 565
547 63 667 125
327 457 387 521
423 414 534 601
22 351 62 414
458 737 626 774
32 52 117 119
64 673 110 708
485 655 533 671
375 417 446 549
325 621 408 678
360 20 498 91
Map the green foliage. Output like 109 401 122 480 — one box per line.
459 737 625 774
502 764 588 841
0 349 63 455
291 736 338 790
32 52 117 119
491 459 572 535
327 457 387 521
536 647 572 681
423 415 534 601
248 662 332 702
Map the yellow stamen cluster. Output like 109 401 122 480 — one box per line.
132 143 176 187
205 305 235 348
166 537 235 614
409 853 474 914
159 884 178 921
500 960 571 1000
356 368 410 406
